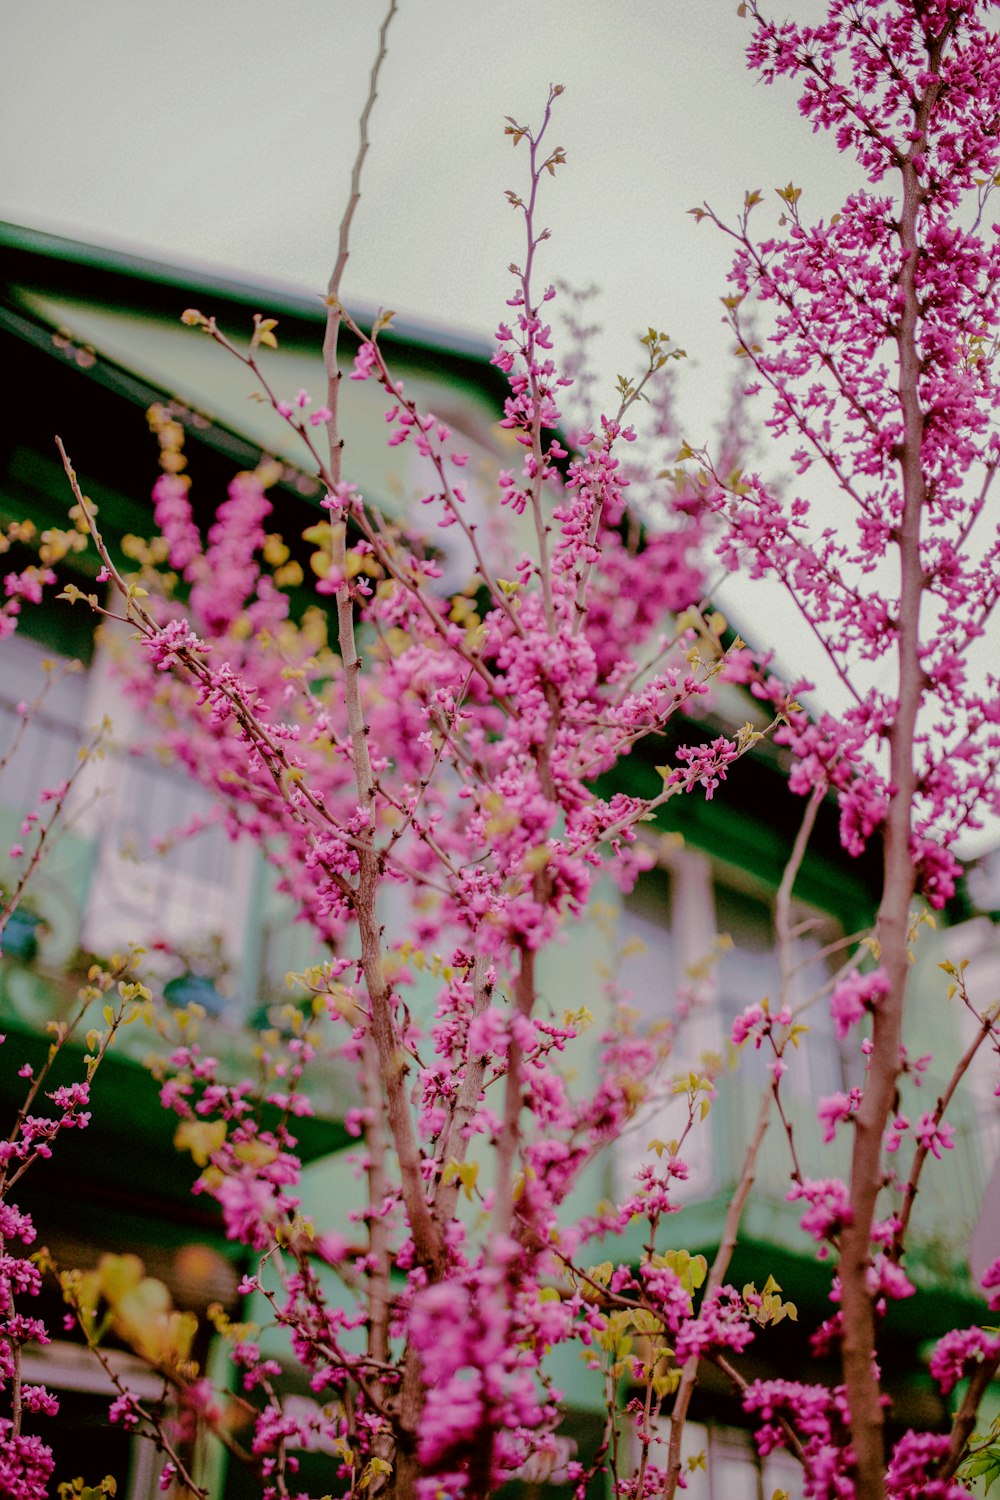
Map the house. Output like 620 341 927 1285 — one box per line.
1 221 997 1499
0 219 508 1497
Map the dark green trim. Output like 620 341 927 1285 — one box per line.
0 298 316 494
0 1016 350 1201
605 1187 984 1339
597 727 882 932
0 299 340 624
0 220 509 412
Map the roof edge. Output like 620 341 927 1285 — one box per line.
0 218 500 373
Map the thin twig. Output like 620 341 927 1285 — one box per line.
662 787 823 1500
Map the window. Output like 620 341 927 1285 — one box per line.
668 1420 805 1500
616 848 719 1199
615 848 846 1198
250 890 323 1022
1 635 95 965
72 626 252 987
0 634 88 821
82 748 254 975
714 879 846 1099
618 864 677 1023
935 915 1000 1239
401 411 509 597
18 1342 167 1499
2 622 345 1034
1 628 265 1024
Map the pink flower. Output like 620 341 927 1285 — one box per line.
315 1232 349 1265
885 1115 909 1153
914 1112 955 1160
787 1178 852 1243
0 1420 54 1496
731 1003 766 1047
829 967 889 1040
886 1430 953 1498
981 1255 1000 1312
18 1386 58 1417
109 1392 141 1429
350 342 378 381
817 1088 861 1143
215 1174 280 1251
929 1326 1000 1395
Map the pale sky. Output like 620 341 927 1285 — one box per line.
1 0 841 429
0 0 848 652
7 2 994 854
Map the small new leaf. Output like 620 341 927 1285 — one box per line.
251 314 279 351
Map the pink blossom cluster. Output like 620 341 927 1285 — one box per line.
730 1000 792 1049
742 1378 851 1500
884 1430 967 1500
928 1324 1000 1395
161 1044 305 1250
829 967 889 1040
408 1271 552 1480
787 1178 853 1246
981 1254 1000 1312
673 1286 756 1363
0 1040 104 1497
817 1087 862 1144
0 1423 54 1500
1 566 57 643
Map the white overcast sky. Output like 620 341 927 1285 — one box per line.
1 0 840 428
0 0 849 647
9 1 994 854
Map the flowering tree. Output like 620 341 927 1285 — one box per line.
2 2 1000 1499
688 3 1000 1494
